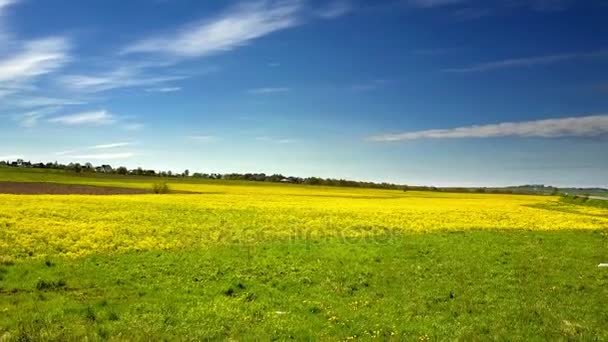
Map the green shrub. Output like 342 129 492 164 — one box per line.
152 182 170 194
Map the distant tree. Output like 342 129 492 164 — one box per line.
116 166 128 175
183 169 190 177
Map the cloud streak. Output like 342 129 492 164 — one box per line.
59 66 185 93
145 86 181 93
123 0 302 58
256 136 295 144
368 115 608 142
48 110 115 126
317 0 352 18
444 50 607 73
90 142 132 149
188 135 217 142
65 153 135 160
248 86 290 94
0 37 70 82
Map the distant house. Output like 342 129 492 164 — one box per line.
96 165 113 173
280 178 293 183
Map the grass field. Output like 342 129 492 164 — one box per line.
1 167 608 340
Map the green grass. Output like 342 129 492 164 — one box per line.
0 166 306 190
1 231 607 340
561 194 608 209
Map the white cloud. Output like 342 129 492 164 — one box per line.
444 50 607 73
90 142 132 149
48 110 115 126
0 37 70 82
10 96 85 108
256 136 295 144
123 0 302 58
317 0 352 18
368 114 608 142
248 86 290 94
60 66 185 93
0 0 17 42
54 149 78 156
145 86 181 92
188 135 217 142
17 106 61 127
122 122 145 131
65 152 135 160
0 0 16 12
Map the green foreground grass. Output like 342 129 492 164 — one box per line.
1 231 608 340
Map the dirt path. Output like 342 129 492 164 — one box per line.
0 182 150 195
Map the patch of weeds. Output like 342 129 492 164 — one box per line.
0 256 14 266
107 310 119 321
152 182 170 194
97 327 110 339
44 260 55 267
245 292 257 302
309 306 322 314
84 306 96 322
35 278 66 291
224 281 246 297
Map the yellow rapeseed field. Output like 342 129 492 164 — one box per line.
1 183 607 258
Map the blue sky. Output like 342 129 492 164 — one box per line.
1 0 607 187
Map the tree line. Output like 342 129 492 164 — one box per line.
0 159 407 190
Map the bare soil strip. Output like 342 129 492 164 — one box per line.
0 182 151 195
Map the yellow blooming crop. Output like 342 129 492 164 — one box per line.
1 183 607 258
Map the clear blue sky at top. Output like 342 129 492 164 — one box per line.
1 0 607 187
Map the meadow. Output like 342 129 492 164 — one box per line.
0 167 607 340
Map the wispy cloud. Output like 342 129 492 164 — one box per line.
48 110 116 126
65 153 135 160
122 122 145 131
444 50 607 73
317 0 352 18
145 86 181 92
367 114 608 142
0 0 17 42
54 149 78 156
0 37 70 82
188 135 217 142
17 106 61 127
55 142 135 158
0 0 16 14
248 86 291 94
59 66 185 93
256 136 295 144
123 0 302 58
9 96 85 108
90 142 132 149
